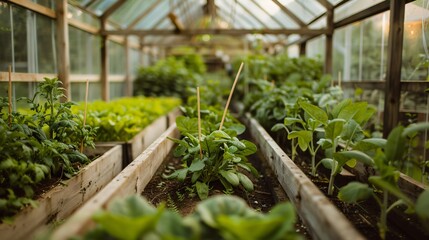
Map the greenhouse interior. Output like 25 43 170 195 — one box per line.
1 0 429 239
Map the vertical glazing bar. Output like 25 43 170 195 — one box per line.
383 0 406 137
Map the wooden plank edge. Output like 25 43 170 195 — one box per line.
128 115 168 161
0 144 123 240
50 124 179 240
245 114 365 240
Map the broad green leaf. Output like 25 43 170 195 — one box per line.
331 99 352 118
325 119 346 140
237 140 257 156
196 181 209 200
338 182 373 203
355 138 387 151
337 102 367 122
237 172 254 192
228 124 246 135
284 117 305 126
298 101 328 124
369 176 414 207
416 190 429 231
108 195 156 217
176 116 198 135
288 130 311 152
334 150 375 167
271 123 286 132
220 170 240 186
341 119 364 142
189 159 205 172
385 126 406 164
402 122 429 138
195 195 250 228
320 158 334 170
211 130 231 139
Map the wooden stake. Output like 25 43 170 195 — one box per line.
197 86 203 159
8 65 12 127
80 80 89 153
219 62 244 131
338 71 342 88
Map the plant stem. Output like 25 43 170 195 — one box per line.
379 191 388 240
328 163 336 195
291 138 296 161
311 152 316 176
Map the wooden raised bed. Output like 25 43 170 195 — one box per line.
240 114 365 240
0 144 123 240
107 108 181 165
51 115 365 240
51 124 179 240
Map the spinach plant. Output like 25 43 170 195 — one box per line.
166 115 258 200
78 194 300 240
338 122 429 239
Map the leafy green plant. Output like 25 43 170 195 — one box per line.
77 194 300 240
166 115 258 200
72 97 180 142
338 122 429 239
0 78 96 220
134 56 204 100
315 99 375 195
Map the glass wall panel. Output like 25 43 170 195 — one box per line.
69 26 101 74
307 36 325 59
33 0 54 9
402 1 429 81
0 3 12 72
12 5 29 73
71 82 102 102
332 12 389 81
108 40 125 74
130 48 140 76
110 82 124 100
36 14 56 73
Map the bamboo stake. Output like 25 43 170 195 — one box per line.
80 80 89 153
197 86 203 159
338 71 342 88
8 65 12 127
219 62 244 131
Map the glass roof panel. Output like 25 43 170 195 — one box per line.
134 1 170 30
240 0 283 28
69 4 99 28
258 0 299 28
309 15 327 29
88 0 116 16
335 0 385 23
328 0 343 5
217 0 264 28
110 0 159 28
278 0 324 24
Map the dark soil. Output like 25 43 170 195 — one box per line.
142 141 311 239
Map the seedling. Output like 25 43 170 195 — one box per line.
338 122 429 239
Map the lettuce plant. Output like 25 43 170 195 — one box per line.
78 194 300 240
